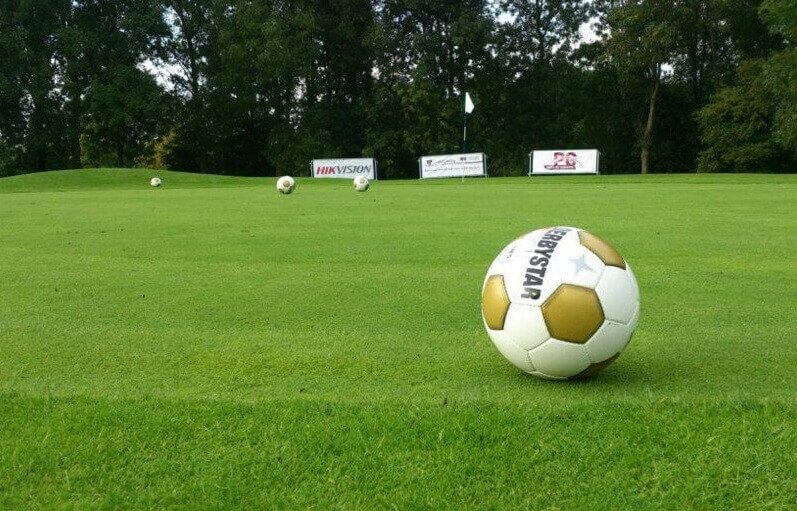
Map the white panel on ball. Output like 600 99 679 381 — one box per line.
529 339 591 378
503 304 550 351
557 244 605 289
584 320 633 363
627 301 640 333
486 329 535 373
500 228 580 306
504 254 565 306
485 239 520 278
625 265 640 331
537 229 581 302
595 266 639 324
551 227 583 248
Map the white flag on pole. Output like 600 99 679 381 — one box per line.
465 92 475 114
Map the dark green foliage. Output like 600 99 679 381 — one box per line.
0 0 72 174
0 0 168 173
697 0 797 172
697 61 786 172
759 0 797 155
83 66 168 167
0 0 794 175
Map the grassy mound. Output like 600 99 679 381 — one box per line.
0 168 258 193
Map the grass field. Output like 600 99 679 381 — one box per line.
1 168 795 509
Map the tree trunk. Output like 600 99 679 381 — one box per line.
70 132 81 168
69 97 82 168
117 139 125 168
640 80 659 174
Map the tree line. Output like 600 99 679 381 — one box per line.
0 0 794 178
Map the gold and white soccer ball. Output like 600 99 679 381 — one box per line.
276 176 296 194
481 227 639 380
353 176 370 192
150 177 162 187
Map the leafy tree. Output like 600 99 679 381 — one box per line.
761 49 796 155
759 0 796 154
297 0 376 167
607 0 681 173
365 0 493 177
195 0 309 175
571 42 640 172
696 60 785 172
0 0 72 172
54 0 165 168
498 0 589 65
1 0 793 176
477 0 590 174
82 66 167 167
697 0 796 172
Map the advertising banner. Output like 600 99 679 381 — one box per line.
311 158 377 179
419 153 487 179
529 150 600 175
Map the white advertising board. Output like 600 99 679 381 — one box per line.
529 149 600 175
311 158 377 179
419 153 487 179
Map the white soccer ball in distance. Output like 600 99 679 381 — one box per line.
353 176 370 192
150 177 162 187
481 226 640 380
277 176 296 194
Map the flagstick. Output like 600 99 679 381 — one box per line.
462 113 467 154
462 115 467 183
463 92 473 183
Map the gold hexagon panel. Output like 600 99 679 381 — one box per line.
482 275 510 330
578 231 626 269
541 284 604 343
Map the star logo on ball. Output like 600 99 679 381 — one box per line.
569 253 594 274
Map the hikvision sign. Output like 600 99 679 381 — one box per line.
311 158 377 179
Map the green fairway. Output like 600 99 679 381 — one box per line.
1 169 795 509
